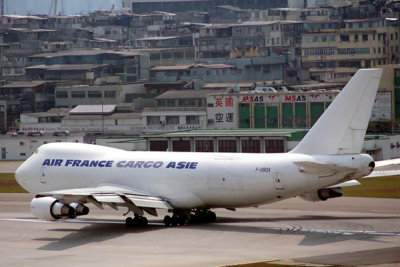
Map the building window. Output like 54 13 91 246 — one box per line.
195 140 214 152
167 99 175 107
354 34 358 42
104 91 116 98
340 35 349 42
56 91 68 98
147 116 160 125
172 140 191 152
71 91 85 98
362 34 368 41
186 115 199 125
88 91 102 98
149 140 168 151
187 99 196 106
265 139 284 153
242 139 260 153
150 53 160 59
218 139 237 152
166 116 179 125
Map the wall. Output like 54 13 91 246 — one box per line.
0 135 84 160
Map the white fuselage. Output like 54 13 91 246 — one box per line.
16 143 373 209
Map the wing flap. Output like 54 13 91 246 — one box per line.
126 195 172 209
92 194 125 204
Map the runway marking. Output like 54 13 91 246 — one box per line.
2 218 400 236
267 226 400 236
0 218 125 224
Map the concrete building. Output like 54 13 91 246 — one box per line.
150 56 287 88
27 49 150 83
206 90 339 130
0 81 55 133
142 128 305 153
20 105 143 136
122 0 287 15
197 21 302 70
301 18 400 80
55 83 146 108
150 63 236 89
252 8 330 22
141 90 211 133
0 134 84 160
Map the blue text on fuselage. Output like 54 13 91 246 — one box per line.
42 159 113 167
42 159 199 169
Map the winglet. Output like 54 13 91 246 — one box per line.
290 69 382 155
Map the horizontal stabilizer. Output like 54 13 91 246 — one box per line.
327 179 361 188
363 158 400 178
294 161 357 178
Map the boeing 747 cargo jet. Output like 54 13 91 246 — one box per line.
15 68 382 227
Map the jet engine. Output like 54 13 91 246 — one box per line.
30 197 89 220
299 187 343 202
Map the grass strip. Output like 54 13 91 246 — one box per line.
343 176 400 198
0 173 27 193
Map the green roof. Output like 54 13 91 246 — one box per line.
142 128 309 141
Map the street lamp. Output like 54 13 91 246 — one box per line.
97 101 104 136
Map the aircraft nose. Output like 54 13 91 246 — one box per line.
15 162 28 189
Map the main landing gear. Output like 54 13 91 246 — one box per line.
125 209 217 227
125 214 148 227
163 209 216 226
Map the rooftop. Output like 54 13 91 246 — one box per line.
29 49 140 58
69 105 116 115
21 108 70 118
0 81 46 88
155 89 223 99
26 64 109 71
142 128 308 139
151 64 235 71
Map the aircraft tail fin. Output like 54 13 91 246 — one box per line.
290 68 382 155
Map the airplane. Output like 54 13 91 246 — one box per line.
15 68 382 227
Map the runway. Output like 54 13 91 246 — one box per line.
0 193 399 267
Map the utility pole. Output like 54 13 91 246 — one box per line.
1 0 4 18
49 0 58 15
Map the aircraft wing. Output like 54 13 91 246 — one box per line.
294 161 357 178
36 184 173 217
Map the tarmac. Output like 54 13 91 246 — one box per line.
0 193 399 267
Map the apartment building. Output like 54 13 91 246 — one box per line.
301 18 400 80
55 84 146 108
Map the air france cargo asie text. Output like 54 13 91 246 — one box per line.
42 159 198 169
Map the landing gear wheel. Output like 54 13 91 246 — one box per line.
189 209 216 224
163 215 171 226
125 216 134 227
171 215 178 226
125 215 148 227
207 211 216 222
140 216 148 226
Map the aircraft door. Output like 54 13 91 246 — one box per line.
273 172 284 190
40 166 46 184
